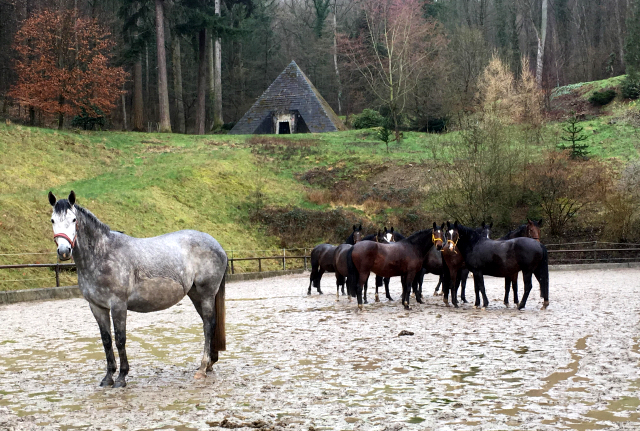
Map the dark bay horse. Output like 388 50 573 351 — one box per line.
373 227 405 302
334 230 386 302
308 224 362 295
441 222 491 307
448 222 549 310
347 224 445 310
49 191 227 387
499 219 543 305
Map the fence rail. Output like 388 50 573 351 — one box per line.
3 243 640 288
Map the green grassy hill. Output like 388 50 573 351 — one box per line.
2 75 639 290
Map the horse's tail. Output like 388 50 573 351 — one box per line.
535 245 549 302
212 274 226 351
346 247 359 298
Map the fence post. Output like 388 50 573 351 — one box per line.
304 248 307 271
55 263 60 287
259 258 262 272
282 248 286 271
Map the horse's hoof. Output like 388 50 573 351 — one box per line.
307 291 311 296
453 303 459 309
416 299 423 304
336 294 339 301
99 377 114 387
504 302 510 308
473 305 479 309
462 299 468 303
194 371 207 380
433 291 439 296
517 303 525 310
375 294 380 302
113 380 127 388
358 304 364 311
541 301 549 310
318 290 323 295
388 297 394 301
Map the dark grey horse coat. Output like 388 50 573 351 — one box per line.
49 191 227 387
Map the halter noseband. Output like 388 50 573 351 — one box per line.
446 236 459 254
53 217 78 249
432 232 443 246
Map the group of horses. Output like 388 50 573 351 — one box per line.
46 190 548 388
309 219 549 312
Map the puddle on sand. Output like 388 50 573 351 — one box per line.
525 335 591 398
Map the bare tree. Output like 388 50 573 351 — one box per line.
155 0 171 132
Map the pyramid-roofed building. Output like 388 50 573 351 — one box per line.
229 61 346 135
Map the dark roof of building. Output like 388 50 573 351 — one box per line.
229 61 346 134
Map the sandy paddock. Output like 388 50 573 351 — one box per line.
1 269 640 430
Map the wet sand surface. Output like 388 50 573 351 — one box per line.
1 269 640 430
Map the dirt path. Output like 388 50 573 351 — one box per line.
1 269 640 430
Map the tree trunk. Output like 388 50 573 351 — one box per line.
207 33 215 130
332 2 342 115
58 95 64 130
172 32 185 133
195 29 207 135
155 0 171 132
133 56 144 132
145 42 150 127
121 82 128 131
535 0 548 87
213 0 223 129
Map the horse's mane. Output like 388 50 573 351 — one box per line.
393 231 406 241
362 233 377 241
54 199 111 236
456 224 480 243
404 229 433 245
500 224 526 240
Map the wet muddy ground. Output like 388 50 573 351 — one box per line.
1 268 640 430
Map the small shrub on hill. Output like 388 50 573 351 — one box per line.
352 109 384 129
621 73 640 99
588 89 617 106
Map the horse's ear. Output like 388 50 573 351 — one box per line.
391 227 394 233
48 191 56 206
440 222 445 230
446 221 451 229
454 220 459 228
353 225 356 231
68 191 76 206
482 221 486 228
358 224 362 231
489 222 493 228
433 222 437 229
527 218 532 224
538 219 543 227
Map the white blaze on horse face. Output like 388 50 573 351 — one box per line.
51 208 77 251
385 233 393 242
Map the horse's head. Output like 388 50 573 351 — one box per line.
480 221 493 239
383 227 395 243
352 224 363 244
444 221 460 254
526 219 542 241
48 191 77 261
432 222 445 250
376 229 390 243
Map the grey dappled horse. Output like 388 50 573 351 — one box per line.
49 191 227 388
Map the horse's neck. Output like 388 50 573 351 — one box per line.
409 230 433 257
501 225 525 240
73 211 110 269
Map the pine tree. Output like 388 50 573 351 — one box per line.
558 112 589 159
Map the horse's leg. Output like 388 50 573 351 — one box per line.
308 264 316 295
434 275 442 296
411 276 423 304
472 272 488 308
404 273 416 309
460 268 469 303
449 271 459 309
356 272 369 310
316 269 324 294
512 276 520 305
384 277 393 301
375 275 382 302
336 274 344 301
89 303 116 387
364 278 369 304
517 272 534 310
110 302 129 388
503 278 511 307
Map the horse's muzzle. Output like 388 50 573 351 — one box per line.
57 246 72 261
436 243 443 251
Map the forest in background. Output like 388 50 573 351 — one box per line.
1 0 639 133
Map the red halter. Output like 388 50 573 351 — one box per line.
53 218 78 249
